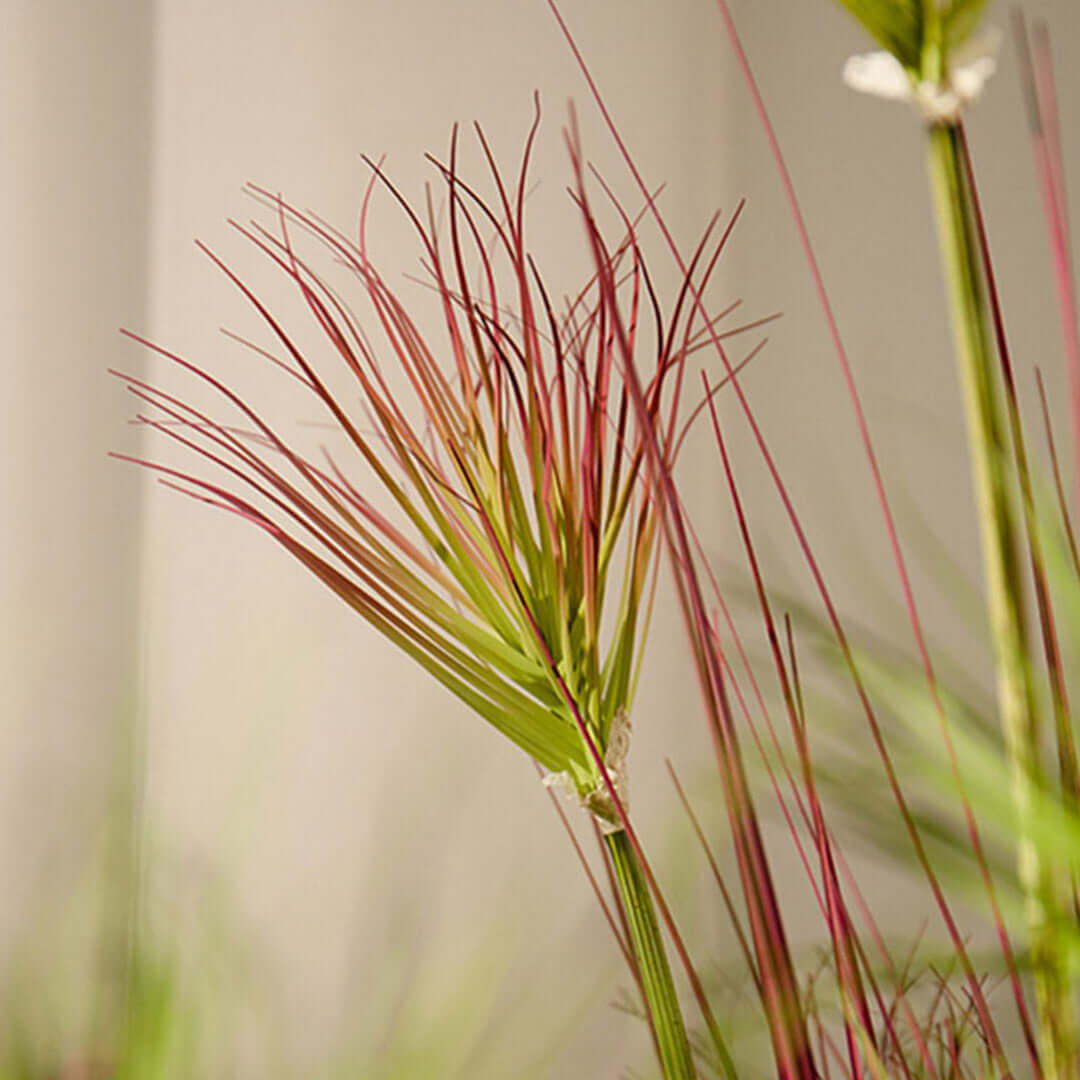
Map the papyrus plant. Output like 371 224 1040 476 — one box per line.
115 105 769 1079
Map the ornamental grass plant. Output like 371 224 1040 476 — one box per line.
116 103 744 1078
105 0 1080 1077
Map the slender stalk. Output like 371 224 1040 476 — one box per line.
605 829 697 1080
926 120 1075 1080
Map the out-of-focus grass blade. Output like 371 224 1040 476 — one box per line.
832 0 923 68
943 0 993 48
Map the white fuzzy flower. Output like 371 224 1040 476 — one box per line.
843 28 1001 124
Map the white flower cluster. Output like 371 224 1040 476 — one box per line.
843 28 1000 124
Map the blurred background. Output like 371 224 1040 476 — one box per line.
2 0 1077 1075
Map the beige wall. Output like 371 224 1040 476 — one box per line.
2 1 153 1023
4 0 1079 1073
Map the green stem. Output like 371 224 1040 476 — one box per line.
605 829 698 1080
926 121 1076 1080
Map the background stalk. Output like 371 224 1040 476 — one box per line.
605 829 697 1080
926 120 1076 1080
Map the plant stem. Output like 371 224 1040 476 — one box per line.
606 829 697 1079
926 121 1076 1080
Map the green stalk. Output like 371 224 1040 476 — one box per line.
605 829 697 1080
926 121 1076 1080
